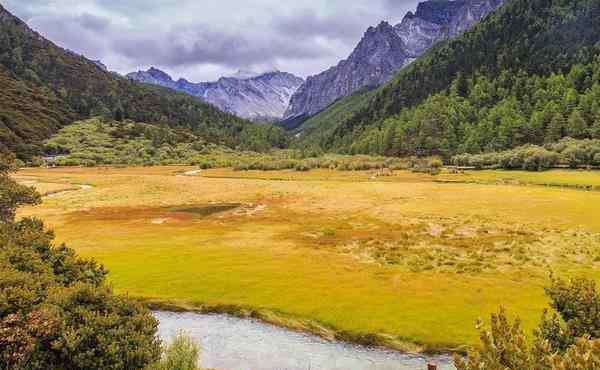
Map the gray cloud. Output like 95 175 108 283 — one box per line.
3 0 420 81
271 9 365 43
114 22 338 69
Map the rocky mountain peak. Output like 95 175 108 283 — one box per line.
414 0 466 24
91 60 108 72
284 0 505 123
368 21 393 33
128 68 303 122
230 69 261 79
147 67 173 81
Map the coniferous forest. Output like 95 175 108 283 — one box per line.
296 0 600 159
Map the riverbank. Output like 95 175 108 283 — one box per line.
144 300 451 355
155 311 455 370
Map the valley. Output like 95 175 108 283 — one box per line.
3 0 600 368
15 166 600 353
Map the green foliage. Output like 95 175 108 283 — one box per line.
45 118 214 166
42 118 288 166
452 145 561 171
0 154 162 369
227 152 411 172
456 277 600 370
298 0 600 158
0 153 40 222
0 7 286 160
539 277 600 352
149 333 202 370
452 138 600 171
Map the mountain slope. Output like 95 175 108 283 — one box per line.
298 0 600 155
284 0 504 122
127 68 304 122
0 3 285 159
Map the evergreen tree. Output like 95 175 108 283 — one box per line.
546 113 566 144
114 106 124 122
567 110 588 139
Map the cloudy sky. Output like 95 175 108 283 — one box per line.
3 0 421 81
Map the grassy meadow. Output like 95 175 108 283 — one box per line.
13 166 600 352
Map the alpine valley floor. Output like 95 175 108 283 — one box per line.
13 166 600 353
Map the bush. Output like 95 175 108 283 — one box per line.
452 144 560 171
409 157 444 175
149 333 201 370
0 154 161 369
294 162 310 172
456 277 600 370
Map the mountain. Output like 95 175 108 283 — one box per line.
0 3 287 159
284 0 505 123
127 68 304 122
296 0 600 157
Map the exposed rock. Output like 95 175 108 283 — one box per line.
127 68 304 122
284 0 505 122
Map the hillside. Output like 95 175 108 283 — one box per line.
127 68 304 122
298 0 600 156
0 4 285 160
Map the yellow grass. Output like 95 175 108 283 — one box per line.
14 166 600 352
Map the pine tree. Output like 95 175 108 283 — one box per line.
567 110 588 139
114 106 124 122
546 113 566 143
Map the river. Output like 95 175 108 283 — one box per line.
155 311 456 370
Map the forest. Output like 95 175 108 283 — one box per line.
296 0 600 158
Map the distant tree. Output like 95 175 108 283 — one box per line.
566 110 588 139
450 72 469 98
114 106 124 122
546 113 566 143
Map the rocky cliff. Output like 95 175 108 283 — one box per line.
284 0 505 122
127 68 303 122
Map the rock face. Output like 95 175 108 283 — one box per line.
127 68 304 122
284 0 505 121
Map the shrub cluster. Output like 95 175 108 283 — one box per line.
548 138 600 169
0 153 162 369
231 154 411 172
456 277 600 369
452 138 600 171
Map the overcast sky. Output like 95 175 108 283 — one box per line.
4 0 421 81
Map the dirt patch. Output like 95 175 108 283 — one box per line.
171 204 241 217
151 218 169 225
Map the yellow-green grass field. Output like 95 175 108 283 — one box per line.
13 166 600 353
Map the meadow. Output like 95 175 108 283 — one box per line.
13 166 600 353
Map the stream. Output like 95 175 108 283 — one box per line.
155 311 456 370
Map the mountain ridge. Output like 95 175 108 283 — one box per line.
0 3 287 158
127 68 304 122
284 0 505 122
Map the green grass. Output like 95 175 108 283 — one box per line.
15 166 600 353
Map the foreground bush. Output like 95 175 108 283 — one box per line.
0 153 161 369
455 277 600 369
149 333 202 370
